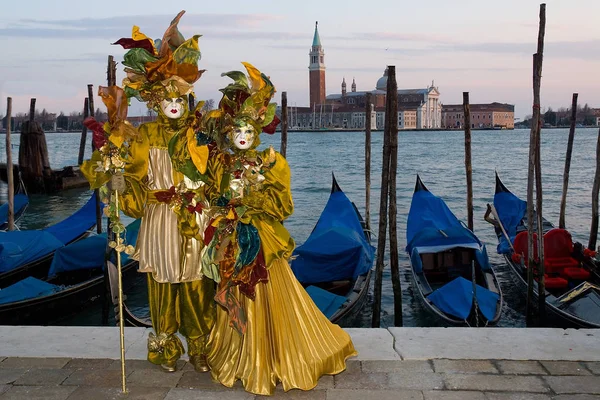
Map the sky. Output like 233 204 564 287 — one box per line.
1 0 599 120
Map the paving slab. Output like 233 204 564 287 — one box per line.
423 390 485 400
0 369 25 385
387 372 445 391
496 360 547 375
332 372 388 389
164 387 255 400
389 328 600 361
1 385 77 399
0 327 147 359
126 369 183 387
343 360 361 374
484 393 551 400
268 389 327 400
544 376 600 394
584 362 600 374
65 386 170 400
344 328 400 360
539 361 591 375
326 389 423 400
433 359 498 374
0 357 70 369
61 369 131 387
64 358 114 370
444 374 549 393
552 395 600 400
361 360 432 373
13 368 72 386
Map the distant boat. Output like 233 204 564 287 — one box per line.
490 172 600 328
0 219 140 325
0 193 98 288
291 174 374 324
406 175 503 326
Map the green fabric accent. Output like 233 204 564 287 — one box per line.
123 48 158 72
235 222 260 272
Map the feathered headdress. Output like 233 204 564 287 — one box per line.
113 10 204 108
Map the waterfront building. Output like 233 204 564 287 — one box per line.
441 103 515 129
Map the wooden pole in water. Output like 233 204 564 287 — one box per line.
365 92 372 232
534 4 547 326
463 92 474 231
87 84 102 234
526 54 540 327
5 98 14 231
386 66 402 327
280 91 288 158
77 98 89 165
371 67 393 328
29 98 36 123
589 127 600 251
559 93 578 229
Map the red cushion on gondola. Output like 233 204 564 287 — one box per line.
562 267 590 281
513 231 538 265
543 275 569 289
544 228 574 258
545 256 579 274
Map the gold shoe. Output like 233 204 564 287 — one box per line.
160 361 177 373
189 354 210 372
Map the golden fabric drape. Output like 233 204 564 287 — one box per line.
207 258 356 395
147 274 216 365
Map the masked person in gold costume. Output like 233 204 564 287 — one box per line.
200 63 357 395
82 11 216 373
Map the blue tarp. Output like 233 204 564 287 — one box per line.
406 186 488 272
426 277 500 321
0 193 98 274
0 230 63 273
291 190 374 284
305 285 347 319
45 193 98 245
493 190 527 254
0 194 29 229
0 276 59 304
48 219 141 277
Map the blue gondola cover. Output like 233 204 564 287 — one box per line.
291 190 374 284
0 194 28 229
0 276 59 304
305 285 347 319
426 277 500 321
0 230 64 273
493 190 527 254
406 187 487 273
45 193 98 245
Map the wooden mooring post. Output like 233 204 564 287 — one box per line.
589 126 600 251
386 67 402 327
18 98 52 193
559 93 578 229
365 92 372 232
77 98 90 165
5 97 14 231
371 67 393 328
87 83 102 234
463 92 474 231
280 91 288 158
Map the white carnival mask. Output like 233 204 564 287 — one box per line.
232 124 255 150
160 97 185 119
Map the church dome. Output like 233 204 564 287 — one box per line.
376 68 388 90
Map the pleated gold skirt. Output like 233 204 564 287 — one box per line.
207 258 357 395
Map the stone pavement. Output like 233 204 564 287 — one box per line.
0 327 598 399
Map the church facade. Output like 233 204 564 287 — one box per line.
283 22 442 130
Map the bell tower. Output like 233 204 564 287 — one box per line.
309 21 326 109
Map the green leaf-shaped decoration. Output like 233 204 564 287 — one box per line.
173 35 202 65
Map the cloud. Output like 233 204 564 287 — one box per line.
0 13 281 39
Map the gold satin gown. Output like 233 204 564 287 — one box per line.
206 150 357 395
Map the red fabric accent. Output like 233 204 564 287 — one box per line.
562 267 590 281
262 115 280 134
513 231 538 265
112 38 155 55
237 249 268 300
543 228 578 273
584 248 597 258
543 275 569 289
203 223 216 246
154 186 176 203
545 256 579 274
83 117 108 150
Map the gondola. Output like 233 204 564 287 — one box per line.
291 174 374 325
406 175 503 326
0 193 98 288
0 219 141 325
489 172 600 328
112 174 375 328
